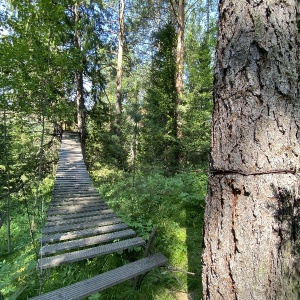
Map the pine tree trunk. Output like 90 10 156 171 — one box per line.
175 0 184 98
115 0 125 136
202 0 300 299
74 2 86 155
175 0 184 145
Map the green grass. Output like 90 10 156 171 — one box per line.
0 169 206 299
91 168 206 299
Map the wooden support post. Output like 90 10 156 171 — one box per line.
133 226 158 290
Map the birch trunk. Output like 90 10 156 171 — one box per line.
202 0 300 299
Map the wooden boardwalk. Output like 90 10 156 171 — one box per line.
30 132 167 300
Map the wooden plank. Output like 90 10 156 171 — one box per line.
52 191 98 195
53 183 93 186
47 205 111 216
49 199 103 208
45 211 116 226
37 237 145 269
53 180 92 184
48 202 107 210
40 223 129 243
52 188 97 193
50 197 102 205
31 253 167 300
46 208 110 221
45 213 118 228
49 200 104 208
42 217 122 234
40 229 136 255
51 192 100 198
51 195 100 200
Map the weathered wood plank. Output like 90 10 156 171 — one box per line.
40 229 136 255
47 207 114 222
47 203 108 214
51 193 100 199
49 199 103 208
51 195 100 200
31 253 167 300
42 216 122 234
37 237 145 269
40 223 129 243
46 208 110 221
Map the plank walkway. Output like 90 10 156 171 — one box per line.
30 132 167 299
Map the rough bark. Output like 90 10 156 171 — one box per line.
202 0 300 299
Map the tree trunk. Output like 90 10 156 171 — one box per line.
169 0 185 170
115 0 125 136
3 109 11 253
175 0 184 143
202 0 300 299
74 2 86 154
175 0 184 99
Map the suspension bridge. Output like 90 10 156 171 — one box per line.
30 131 167 300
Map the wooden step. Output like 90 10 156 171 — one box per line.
49 199 103 208
40 223 129 243
52 192 99 197
42 217 122 234
53 181 93 184
37 237 145 269
31 253 167 300
49 199 103 206
52 189 97 193
47 204 110 216
53 183 93 188
40 229 136 255
45 212 117 227
55 172 88 176
51 195 100 201
46 208 110 221
52 188 97 193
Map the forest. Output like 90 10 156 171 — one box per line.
0 0 217 299
2 0 299 299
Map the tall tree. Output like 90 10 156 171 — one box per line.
115 0 125 136
142 23 178 173
73 2 87 153
170 0 185 166
202 0 300 299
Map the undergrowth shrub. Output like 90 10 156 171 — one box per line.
92 168 207 299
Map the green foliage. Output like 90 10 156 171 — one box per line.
0 0 217 298
0 174 55 299
93 168 207 299
181 4 217 167
140 23 179 173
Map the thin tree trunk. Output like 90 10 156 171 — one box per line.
206 0 210 31
169 0 185 171
176 0 184 168
115 0 125 136
74 2 86 154
31 114 45 237
3 109 11 253
202 0 300 299
175 0 184 99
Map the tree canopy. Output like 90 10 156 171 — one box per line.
0 0 218 298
